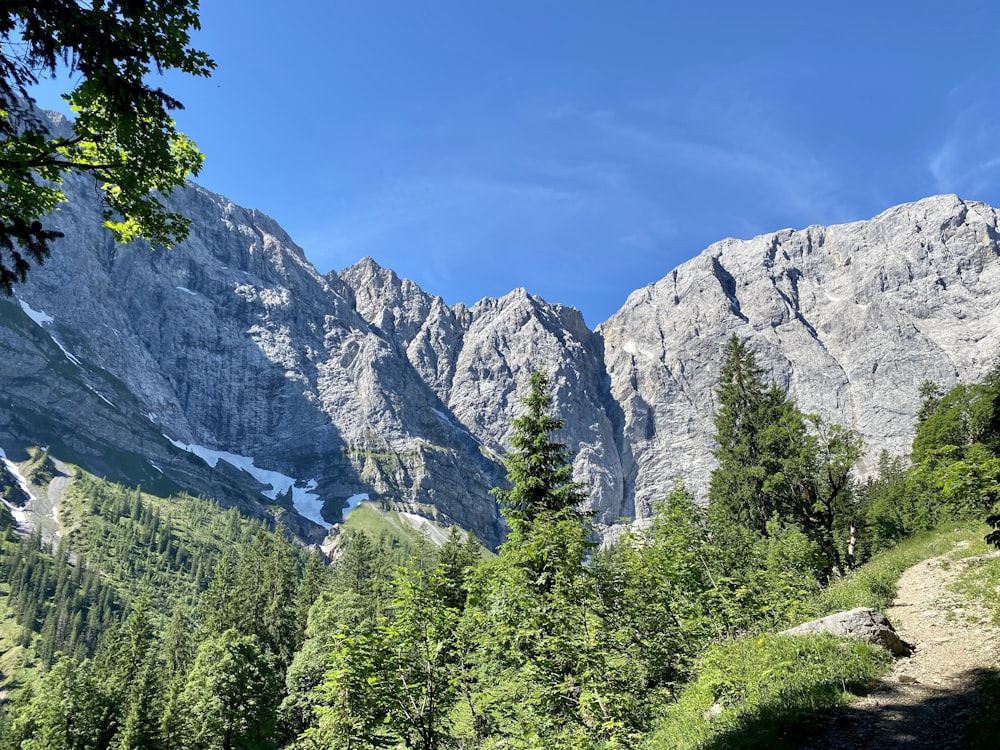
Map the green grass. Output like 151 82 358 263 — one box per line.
341 501 428 551
644 634 889 750
951 547 1000 625
814 520 990 615
20 447 56 487
645 521 993 750
949 540 1000 749
338 501 485 563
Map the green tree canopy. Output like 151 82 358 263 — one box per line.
492 368 587 535
708 335 862 577
708 335 805 533
912 382 1000 462
0 0 214 293
178 630 280 750
458 367 641 747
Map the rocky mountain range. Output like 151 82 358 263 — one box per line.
3 147 999 545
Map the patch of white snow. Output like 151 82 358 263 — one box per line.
292 480 328 528
17 298 54 325
344 493 369 516
1 497 27 527
86 385 115 407
16 298 83 365
164 437 331 528
50 336 83 366
0 447 35 531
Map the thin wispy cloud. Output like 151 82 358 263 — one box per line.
558 92 851 229
307 88 862 322
929 103 1000 196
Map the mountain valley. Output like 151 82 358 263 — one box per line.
2 159 999 547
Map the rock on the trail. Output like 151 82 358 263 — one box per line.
780 607 913 657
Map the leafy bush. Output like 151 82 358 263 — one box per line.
986 503 1000 549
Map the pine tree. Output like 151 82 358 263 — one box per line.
493 368 587 534
708 335 802 533
115 653 164 750
708 335 862 577
280 532 392 739
434 527 482 610
178 630 280 750
460 367 628 745
236 527 299 670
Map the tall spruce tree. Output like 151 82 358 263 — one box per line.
708 335 801 533
708 335 861 577
492 368 587 534
459 368 639 746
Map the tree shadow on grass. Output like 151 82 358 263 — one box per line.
697 667 998 750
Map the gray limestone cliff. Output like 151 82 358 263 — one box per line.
600 195 1000 518
2 175 504 545
2 125 998 544
341 259 626 524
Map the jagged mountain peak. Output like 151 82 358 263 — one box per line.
4 166 999 545
601 193 1000 516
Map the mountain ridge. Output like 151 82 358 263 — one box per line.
2 153 998 545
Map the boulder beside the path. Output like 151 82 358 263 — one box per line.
780 607 913 657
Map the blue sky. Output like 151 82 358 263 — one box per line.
31 1 1000 327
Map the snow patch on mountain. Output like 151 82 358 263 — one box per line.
17 297 83 365
17 298 54 326
0 447 33 530
164 437 329 528
344 493 368 516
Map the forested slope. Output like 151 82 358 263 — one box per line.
3 339 1000 748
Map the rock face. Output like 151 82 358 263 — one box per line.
780 607 913 657
340 260 625 523
600 195 1000 517
2 121 999 545
2 175 505 544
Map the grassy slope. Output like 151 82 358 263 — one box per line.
646 521 993 750
337 501 487 561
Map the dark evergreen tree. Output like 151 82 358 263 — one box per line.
280 531 392 740
708 335 802 533
459 367 637 746
492 368 587 535
235 527 300 670
434 526 483 610
708 336 862 576
178 629 280 750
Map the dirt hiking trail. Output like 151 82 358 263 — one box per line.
808 543 1000 748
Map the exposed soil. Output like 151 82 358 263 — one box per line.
808 544 1000 748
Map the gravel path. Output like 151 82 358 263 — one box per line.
808 545 1000 748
